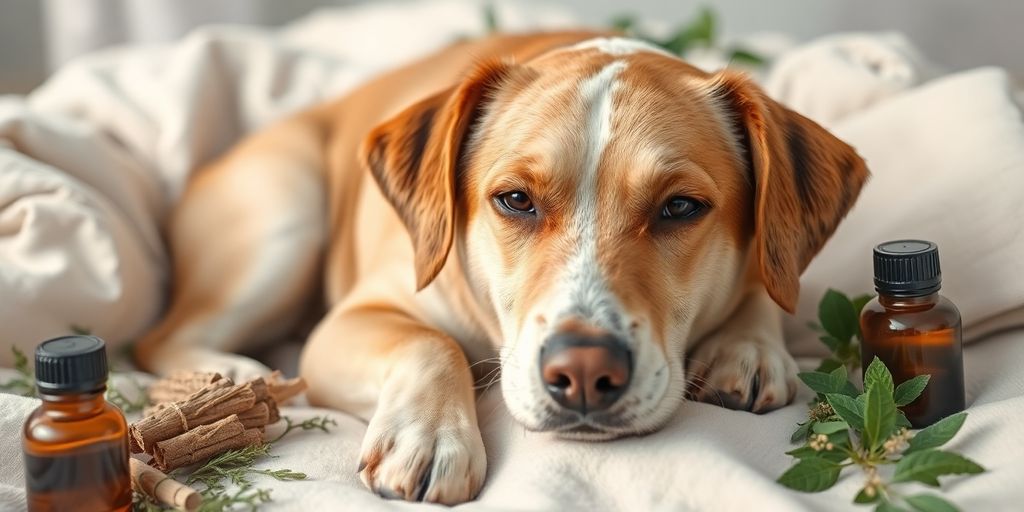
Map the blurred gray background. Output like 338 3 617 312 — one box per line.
2 0 1022 94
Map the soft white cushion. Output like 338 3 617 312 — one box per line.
785 67 1024 355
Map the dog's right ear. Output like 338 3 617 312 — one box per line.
361 61 518 291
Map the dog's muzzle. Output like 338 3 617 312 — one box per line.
539 329 632 417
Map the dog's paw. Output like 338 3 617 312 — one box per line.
688 336 798 413
358 404 486 505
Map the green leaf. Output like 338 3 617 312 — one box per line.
658 6 717 54
482 2 499 33
864 357 895 396
609 15 636 33
895 375 931 406
786 445 848 463
905 494 960 512
819 289 858 344
776 458 842 492
877 503 912 512
70 325 92 335
798 367 858 397
727 47 766 66
798 372 840 395
826 393 864 431
896 411 913 428
906 413 968 454
815 358 843 373
791 421 814 443
893 449 984 486
851 294 875 315
854 488 880 504
819 335 842 351
864 378 897 450
812 421 849 435
807 321 825 333
851 293 874 340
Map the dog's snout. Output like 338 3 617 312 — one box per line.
540 331 632 415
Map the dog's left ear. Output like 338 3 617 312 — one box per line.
708 71 870 313
361 61 518 290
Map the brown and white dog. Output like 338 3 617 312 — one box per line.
136 31 868 504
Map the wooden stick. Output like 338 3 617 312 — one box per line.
267 371 308 405
130 381 256 454
130 458 201 511
237 401 270 429
152 415 264 471
243 377 270 402
147 371 226 405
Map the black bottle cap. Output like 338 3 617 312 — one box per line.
873 240 942 297
34 335 109 394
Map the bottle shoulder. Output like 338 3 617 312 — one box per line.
24 402 128 453
861 294 962 332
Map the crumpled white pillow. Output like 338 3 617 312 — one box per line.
784 66 1024 356
765 32 938 128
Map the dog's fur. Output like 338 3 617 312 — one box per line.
136 32 868 504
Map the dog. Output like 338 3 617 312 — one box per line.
136 31 868 504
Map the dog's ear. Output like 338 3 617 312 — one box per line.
361 61 517 290
708 71 869 313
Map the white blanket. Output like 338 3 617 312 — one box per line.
2 1 1024 510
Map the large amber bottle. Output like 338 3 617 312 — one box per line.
22 336 132 512
860 240 965 428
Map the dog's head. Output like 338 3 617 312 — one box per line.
362 38 867 439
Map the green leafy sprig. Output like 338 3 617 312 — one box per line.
610 7 767 66
0 346 35 397
780 290 984 511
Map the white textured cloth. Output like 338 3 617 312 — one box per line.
1 332 1023 511
1 1 1023 510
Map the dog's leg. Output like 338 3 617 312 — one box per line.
688 288 798 413
135 118 327 380
301 303 486 505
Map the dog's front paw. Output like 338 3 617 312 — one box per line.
358 403 486 505
688 335 798 413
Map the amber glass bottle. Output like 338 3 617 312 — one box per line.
860 240 965 428
22 336 132 512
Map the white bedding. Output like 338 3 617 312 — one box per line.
2 1 1024 510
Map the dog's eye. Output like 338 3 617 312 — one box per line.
660 196 706 220
497 191 536 214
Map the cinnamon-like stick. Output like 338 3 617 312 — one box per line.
237 401 270 429
243 377 269 402
267 371 308 405
265 398 280 424
148 370 225 404
130 458 201 511
130 381 256 454
152 414 263 471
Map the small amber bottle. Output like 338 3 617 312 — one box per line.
860 240 965 428
22 336 132 512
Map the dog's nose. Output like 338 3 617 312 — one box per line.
540 331 632 414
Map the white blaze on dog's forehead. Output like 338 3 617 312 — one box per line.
549 60 627 331
567 37 677 59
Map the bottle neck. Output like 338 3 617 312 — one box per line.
878 291 940 309
38 388 107 419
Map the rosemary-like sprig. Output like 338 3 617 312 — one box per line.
270 415 338 443
0 346 35 397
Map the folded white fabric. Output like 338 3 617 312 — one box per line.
765 32 937 127
784 67 1024 356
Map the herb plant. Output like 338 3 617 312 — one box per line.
780 290 984 511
